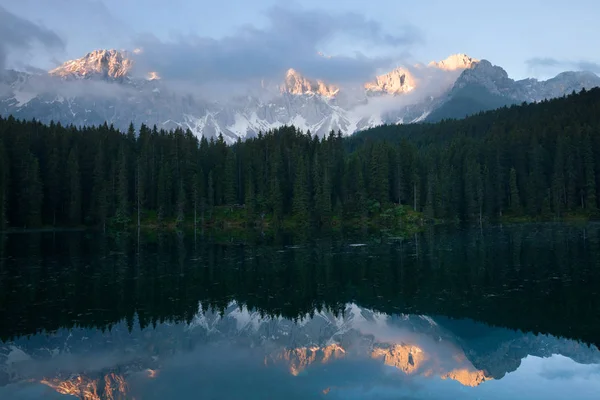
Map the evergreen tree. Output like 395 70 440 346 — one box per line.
245 174 256 225
136 156 146 228
0 138 7 230
157 157 172 223
207 170 214 219
314 155 332 225
552 136 566 217
45 145 61 226
292 154 310 224
509 167 522 214
583 133 598 214
66 148 81 225
224 150 237 205
176 181 186 226
91 143 108 230
26 156 44 228
114 144 130 226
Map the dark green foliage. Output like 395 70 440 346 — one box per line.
1 88 600 229
426 83 514 122
0 137 7 230
66 147 81 225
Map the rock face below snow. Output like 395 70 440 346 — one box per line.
1 50 599 141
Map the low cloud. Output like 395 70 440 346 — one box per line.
526 57 600 74
133 6 421 85
0 6 64 70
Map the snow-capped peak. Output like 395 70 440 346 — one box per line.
281 68 339 97
428 53 479 71
49 49 133 80
364 66 416 95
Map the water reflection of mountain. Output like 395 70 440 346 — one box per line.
1 303 599 399
1 224 599 347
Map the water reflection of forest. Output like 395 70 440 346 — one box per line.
1 223 599 346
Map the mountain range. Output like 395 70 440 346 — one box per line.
1 49 599 142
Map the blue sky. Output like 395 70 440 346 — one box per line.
2 0 600 82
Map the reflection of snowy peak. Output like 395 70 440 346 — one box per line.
2 303 600 399
1 50 599 141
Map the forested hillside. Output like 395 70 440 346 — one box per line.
0 88 600 230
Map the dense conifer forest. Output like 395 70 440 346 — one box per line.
0 88 599 230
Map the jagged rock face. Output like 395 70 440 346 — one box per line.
451 60 517 97
49 49 133 80
281 69 339 97
364 67 417 95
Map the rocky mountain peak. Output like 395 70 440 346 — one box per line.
429 53 479 71
49 49 133 80
280 68 339 97
451 59 515 96
364 66 416 95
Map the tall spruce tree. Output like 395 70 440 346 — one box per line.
66 147 81 226
509 167 522 215
0 138 7 230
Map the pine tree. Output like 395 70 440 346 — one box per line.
176 181 186 226
115 144 130 226
552 136 566 217
0 138 7 230
45 145 61 226
192 171 199 229
91 144 108 230
314 155 332 225
369 143 389 207
224 150 237 205
245 174 256 225
136 156 145 228
26 156 44 228
424 171 435 220
207 170 214 219
66 147 81 226
157 157 172 223
269 152 284 224
292 154 310 224
509 167 522 214
583 133 598 214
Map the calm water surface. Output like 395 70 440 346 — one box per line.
1 224 599 399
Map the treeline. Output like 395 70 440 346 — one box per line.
1 87 600 229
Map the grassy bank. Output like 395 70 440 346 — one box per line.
118 204 426 237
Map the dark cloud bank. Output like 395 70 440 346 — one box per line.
0 6 64 69
132 6 422 84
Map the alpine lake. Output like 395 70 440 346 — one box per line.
1 223 599 399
